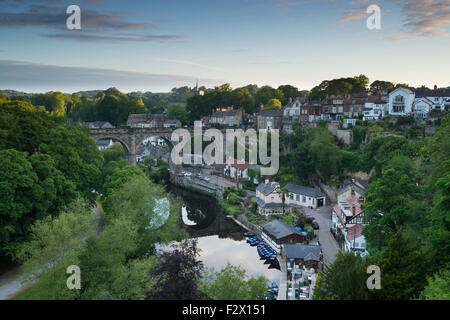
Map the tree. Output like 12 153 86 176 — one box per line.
103 176 187 257
17 198 94 300
200 263 269 300
264 98 282 110
0 149 76 262
146 239 208 300
313 251 369 300
363 168 421 250
278 85 302 104
254 86 284 107
167 104 188 124
420 267 450 300
371 230 431 300
370 80 394 92
308 128 342 180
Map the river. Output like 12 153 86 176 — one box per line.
170 185 280 284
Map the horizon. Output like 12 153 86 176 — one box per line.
0 0 449 92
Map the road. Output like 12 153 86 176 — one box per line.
304 205 340 267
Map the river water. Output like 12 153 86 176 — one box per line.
170 186 280 284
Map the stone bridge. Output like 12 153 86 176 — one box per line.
90 127 196 165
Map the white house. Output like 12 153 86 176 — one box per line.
413 97 433 119
224 158 250 180
344 224 368 256
423 91 450 111
282 97 304 133
388 87 415 116
255 180 292 216
363 100 388 121
331 195 367 256
96 139 114 150
285 184 326 209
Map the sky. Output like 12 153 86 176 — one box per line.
0 0 449 93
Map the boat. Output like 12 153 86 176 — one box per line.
243 232 256 237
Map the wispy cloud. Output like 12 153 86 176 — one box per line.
0 2 186 42
391 0 450 40
339 11 367 22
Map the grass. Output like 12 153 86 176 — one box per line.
10 281 51 300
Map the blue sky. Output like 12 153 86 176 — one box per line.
0 0 449 92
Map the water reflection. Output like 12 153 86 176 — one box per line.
195 235 280 284
169 185 280 285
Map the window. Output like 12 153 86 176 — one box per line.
296 195 300 201
290 194 293 200
394 95 404 103
302 196 306 203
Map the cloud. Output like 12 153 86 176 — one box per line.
0 60 219 93
0 2 186 42
339 11 367 22
42 32 187 42
394 0 450 39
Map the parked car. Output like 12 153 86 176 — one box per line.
203 176 210 182
184 172 192 177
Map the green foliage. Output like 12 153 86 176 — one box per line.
17 198 94 300
167 104 188 124
313 251 369 300
371 230 431 300
200 263 269 300
363 168 422 250
420 267 450 300
71 88 147 126
0 149 76 262
309 75 369 101
264 98 282 110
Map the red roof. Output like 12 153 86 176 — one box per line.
334 195 364 225
346 224 364 241
226 158 250 171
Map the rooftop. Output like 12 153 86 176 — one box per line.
283 244 321 262
285 184 325 198
263 219 303 240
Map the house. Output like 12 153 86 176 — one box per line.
257 109 283 131
164 119 181 128
282 244 322 272
282 97 304 133
126 114 166 128
337 179 367 202
96 139 114 150
285 184 326 208
321 98 345 120
413 97 433 119
331 194 367 255
388 87 415 116
332 195 365 230
80 121 114 129
344 224 368 256
224 158 250 179
343 118 358 128
363 95 388 120
424 89 450 111
262 220 308 252
209 107 243 127
255 180 292 216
